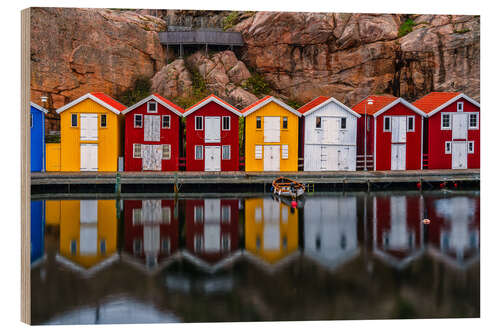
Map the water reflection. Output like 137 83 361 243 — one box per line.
31 192 480 324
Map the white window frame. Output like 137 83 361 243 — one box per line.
147 101 158 113
222 145 231 160
221 205 231 223
194 206 204 223
71 113 78 127
195 145 203 160
441 113 451 130
282 116 288 130
340 117 347 130
255 145 263 160
162 115 171 129
315 117 322 129
162 144 171 160
282 144 289 159
468 112 479 130
222 116 231 131
457 102 464 112
445 141 452 154
100 114 107 128
133 144 142 158
134 114 143 128
383 116 391 132
468 141 474 154
407 115 415 132
195 116 203 130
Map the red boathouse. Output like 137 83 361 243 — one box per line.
352 95 426 171
183 95 241 171
123 94 183 171
413 92 480 170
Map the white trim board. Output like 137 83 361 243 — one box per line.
426 93 481 118
242 96 302 117
183 95 241 117
55 93 124 115
301 97 361 118
373 98 427 118
122 94 184 117
30 102 48 114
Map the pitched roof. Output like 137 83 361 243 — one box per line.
298 96 360 118
30 102 48 114
351 95 398 116
55 92 127 115
121 93 184 116
183 94 241 117
413 92 480 117
241 95 302 117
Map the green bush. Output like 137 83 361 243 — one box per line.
117 77 152 106
223 12 239 31
398 19 416 37
173 64 209 109
242 73 271 97
286 99 303 110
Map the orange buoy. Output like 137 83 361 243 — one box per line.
291 200 298 208
422 218 431 224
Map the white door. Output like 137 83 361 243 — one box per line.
264 117 280 143
204 199 221 252
144 115 161 141
320 146 328 170
452 113 468 140
204 146 221 171
205 117 221 143
263 145 280 171
391 116 407 143
80 114 98 141
391 144 406 170
452 141 467 169
141 145 162 171
324 117 340 144
80 144 98 171
337 146 351 171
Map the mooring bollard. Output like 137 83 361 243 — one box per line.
115 173 121 195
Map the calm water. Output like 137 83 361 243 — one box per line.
30 191 480 324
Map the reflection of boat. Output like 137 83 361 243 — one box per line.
272 193 304 209
272 177 305 198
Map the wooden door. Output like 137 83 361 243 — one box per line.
263 116 280 143
204 146 221 171
144 115 161 141
337 146 351 171
263 145 280 171
391 144 406 170
452 113 468 140
320 146 329 170
141 145 162 171
391 116 407 143
205 116 221 143
452 141 467 169
80 114 98 141
80 143 98 171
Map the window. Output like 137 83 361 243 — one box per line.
133 144 142 158
162 144 171 160
70 240 77 255
256 116 262 129
100 239 106 254
162 207 171 224
445 141 452 154
282 116 288 129
132 209 142 225
162 115 170 129
340 117 347 130
367 118 370 131
255 145 263 159
282 144 289 159
468 141 474 154
195 116 203 130
194 235 203 252
100 114 107 128
147 101 157 113
222 145 231 160
71 114 78 127
195 145 203 160
161 238 171 254
315 117 321 129
30 114 33 128
222 205 231 223
457 102 464 112
469 113 479 129
134 114 143 128
222 234 230 251
222 116 231 130
133 239 142 254
194 206 203 223
441 113 451 129
282 236 288 249
383 116 391 131
407 116 415 132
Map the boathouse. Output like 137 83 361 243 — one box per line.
31 200 45 266
299 96 360 171
242 96 301 172
122 94 183 171
53 93 126 172
30 102 48 172
352 95 426 171
183 95 241 171
413 92 480 169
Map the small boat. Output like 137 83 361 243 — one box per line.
271 177 305 198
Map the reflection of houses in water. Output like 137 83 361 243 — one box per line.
183 199 240 272
373 195 424 269
31 200 45 266
47 200 119 276
123 199 180 274
426 196 480 269
244 198 299 271
165 273 234 295
304 197 359 271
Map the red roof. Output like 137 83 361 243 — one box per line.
153 93 184 114
185 94 239 113
412 92 461 114
90 92 127 112
297 96 330 114
240 95 272 113
351 95 398 116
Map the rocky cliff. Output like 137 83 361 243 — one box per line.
30 8 479 115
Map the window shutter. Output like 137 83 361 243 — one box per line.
255 145 263 159
282 144 289 159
